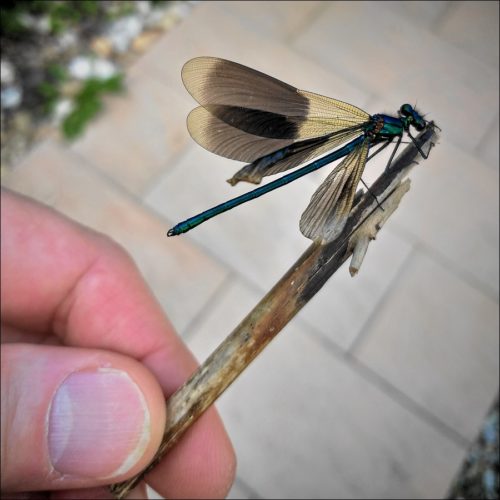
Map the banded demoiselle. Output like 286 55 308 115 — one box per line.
167 57 433 242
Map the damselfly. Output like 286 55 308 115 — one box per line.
167 57 433 242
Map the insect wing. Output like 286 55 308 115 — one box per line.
228 128 364 185
182 57 370 143
299 139 369 242
187 106 294 163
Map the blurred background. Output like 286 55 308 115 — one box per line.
1 1 498 498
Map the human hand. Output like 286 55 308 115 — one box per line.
1 189 235 499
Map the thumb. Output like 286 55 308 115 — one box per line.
1 343 166 493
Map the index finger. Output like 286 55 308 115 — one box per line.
1 189 235 497
1 188 190 388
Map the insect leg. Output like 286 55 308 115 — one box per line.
385 134 403 171
407 129 432 159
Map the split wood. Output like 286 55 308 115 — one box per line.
110 125 438 498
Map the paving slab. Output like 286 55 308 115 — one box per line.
187 279 466 499
353 250 499 442
293 1 498 154
2 139 228 333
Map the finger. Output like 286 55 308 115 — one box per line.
1 190 235 497
1 323 61 345
148 407 236 499
51 486 116 499
1 189 191 390
1 343 166 492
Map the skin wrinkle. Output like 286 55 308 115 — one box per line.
55 218 128 342
2 200 97 336
53 239 133 346
62 244 174 372
50 256 98 344
136 326 192 399
138 339 175 375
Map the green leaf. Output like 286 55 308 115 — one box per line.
61 74 124 139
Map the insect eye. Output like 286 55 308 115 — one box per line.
415 121 426 131
400 104 413 117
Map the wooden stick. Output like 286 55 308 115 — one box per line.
109 125 438 498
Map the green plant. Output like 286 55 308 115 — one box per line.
37 63 68 114
0 3 30 37
48 1 101 34
1 1 103 37
62 74 123 139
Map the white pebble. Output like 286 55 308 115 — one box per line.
68 56 93 80
53 99 74 123
107 16 143 53
92 59 117 80
1 86 23 109
1 60 15 85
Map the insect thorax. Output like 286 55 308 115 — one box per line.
369 114 405 141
